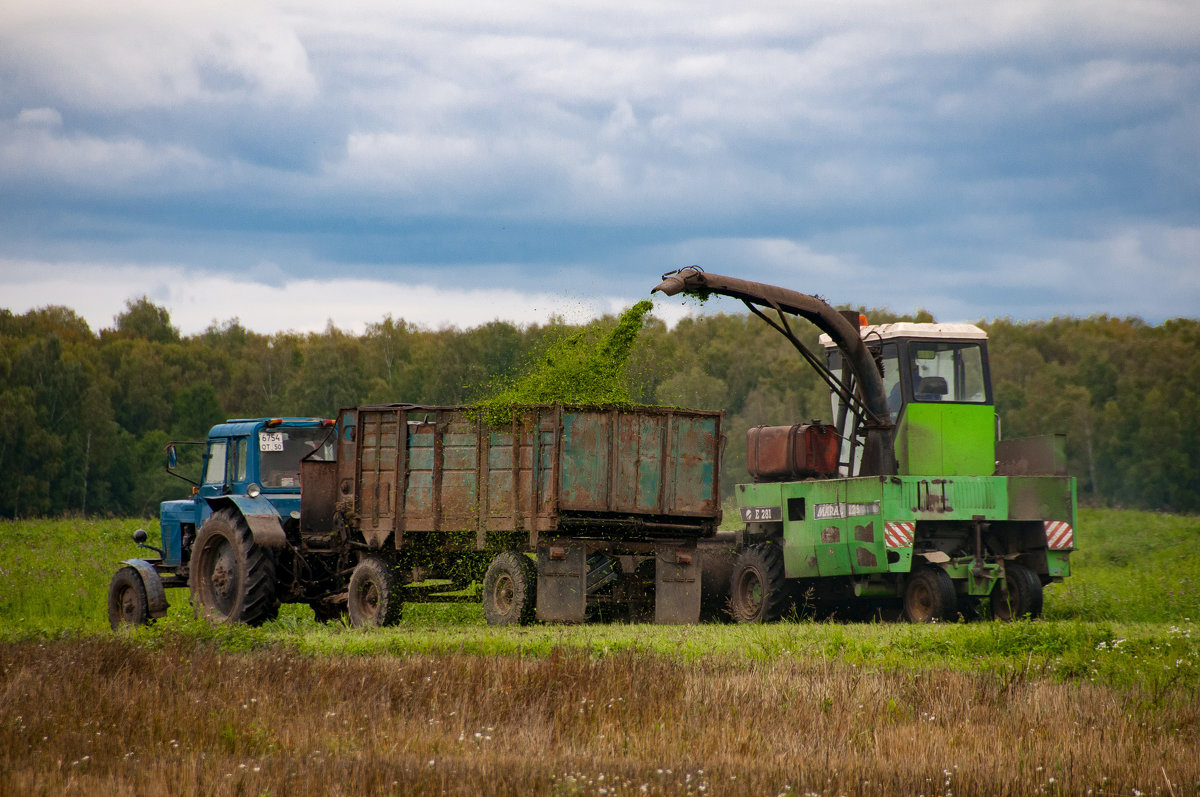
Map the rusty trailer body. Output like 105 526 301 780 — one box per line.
298 403 723 624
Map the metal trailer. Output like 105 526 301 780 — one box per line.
108 404 723 629
656 268 1076 623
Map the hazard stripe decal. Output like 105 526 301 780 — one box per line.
1045 520 1075 550
884 522 915 548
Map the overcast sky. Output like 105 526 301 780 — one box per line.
1 0 1197 335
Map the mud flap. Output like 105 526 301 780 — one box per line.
121 558 170 619
655 542 701 624
536 541 587 622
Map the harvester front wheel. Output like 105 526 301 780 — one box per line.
347 557 404 628
903 566 956 623
191 509 279 626
107 566 151 630
482 551 537 626
729 543 789 623
991 561 1043 620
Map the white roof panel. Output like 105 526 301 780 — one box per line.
818 322 987 346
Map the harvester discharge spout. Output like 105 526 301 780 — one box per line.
653 266 896 476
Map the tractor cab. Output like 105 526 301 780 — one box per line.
158 418 335 568
822 323 996 478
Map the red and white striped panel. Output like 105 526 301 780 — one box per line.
884 521 915 548
1045 520 1075 550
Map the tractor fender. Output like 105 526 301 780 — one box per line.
121 559 170 618
217 495 289 549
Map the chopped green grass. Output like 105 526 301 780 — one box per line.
475 300 654 426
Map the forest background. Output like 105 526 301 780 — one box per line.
2 297 1198 519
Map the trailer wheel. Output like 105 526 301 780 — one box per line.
729 543 789 623
482 551 537 626
191 509 279 626
991 561 1044 620
348 557 404 628
108 566 151 630
903 566 956 623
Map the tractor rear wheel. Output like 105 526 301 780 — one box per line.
347 557 404 628
191 509 279 626
107 566 150 630
729 543 789 623
903 566 956 623
482 551 537 626
991 561 1044 620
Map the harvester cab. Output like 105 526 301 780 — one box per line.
822 323 995 479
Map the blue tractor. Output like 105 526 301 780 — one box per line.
107 417 338 628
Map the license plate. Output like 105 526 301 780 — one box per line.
740 505 783 523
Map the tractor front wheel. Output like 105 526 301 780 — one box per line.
729 543 789 623
107 567 151 630
191 509 279 626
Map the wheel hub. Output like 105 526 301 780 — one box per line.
118 586 138 621
494 573 514 614
205 539 238 613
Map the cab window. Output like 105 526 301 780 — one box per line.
203 440 228 485
259 426 332 489
908 341 988 403
233 437 249 482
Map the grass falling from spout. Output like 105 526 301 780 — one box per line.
475 300 655 426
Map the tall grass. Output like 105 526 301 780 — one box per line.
1 511 1199 794
1 635 1197 796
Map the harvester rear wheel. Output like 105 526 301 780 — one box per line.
347 557 404 628
107 566 150 630
990 561 1043 620
903 566 956 623
482 551 537 626
729 543 789 623
191 509 279 626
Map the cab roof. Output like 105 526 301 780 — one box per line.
209 418 329 438
819 322 987 347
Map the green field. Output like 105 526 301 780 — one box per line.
2 509 1198 795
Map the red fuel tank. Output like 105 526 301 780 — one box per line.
746 423 839 481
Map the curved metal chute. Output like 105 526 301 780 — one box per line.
653 266 896 476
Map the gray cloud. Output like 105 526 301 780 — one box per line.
1 0 1197 329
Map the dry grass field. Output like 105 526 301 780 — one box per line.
2 633 1198 796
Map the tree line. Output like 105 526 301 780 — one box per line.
2 297 1197 517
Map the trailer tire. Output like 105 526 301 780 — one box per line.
348 557 404 628
108 566 151 630
729 543 789 623
903 566 956 623
991 561 1043 620
482 551 537 626
191 509 279 626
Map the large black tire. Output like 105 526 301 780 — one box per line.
347 557 404 628
482 551 537 626
903 566 957 623
991 561 1044 620
729 543 790 623
190 509 279 626
108 566 151 630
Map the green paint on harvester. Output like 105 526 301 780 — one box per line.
476 300 655 427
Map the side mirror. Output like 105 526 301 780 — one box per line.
166 444 178 469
